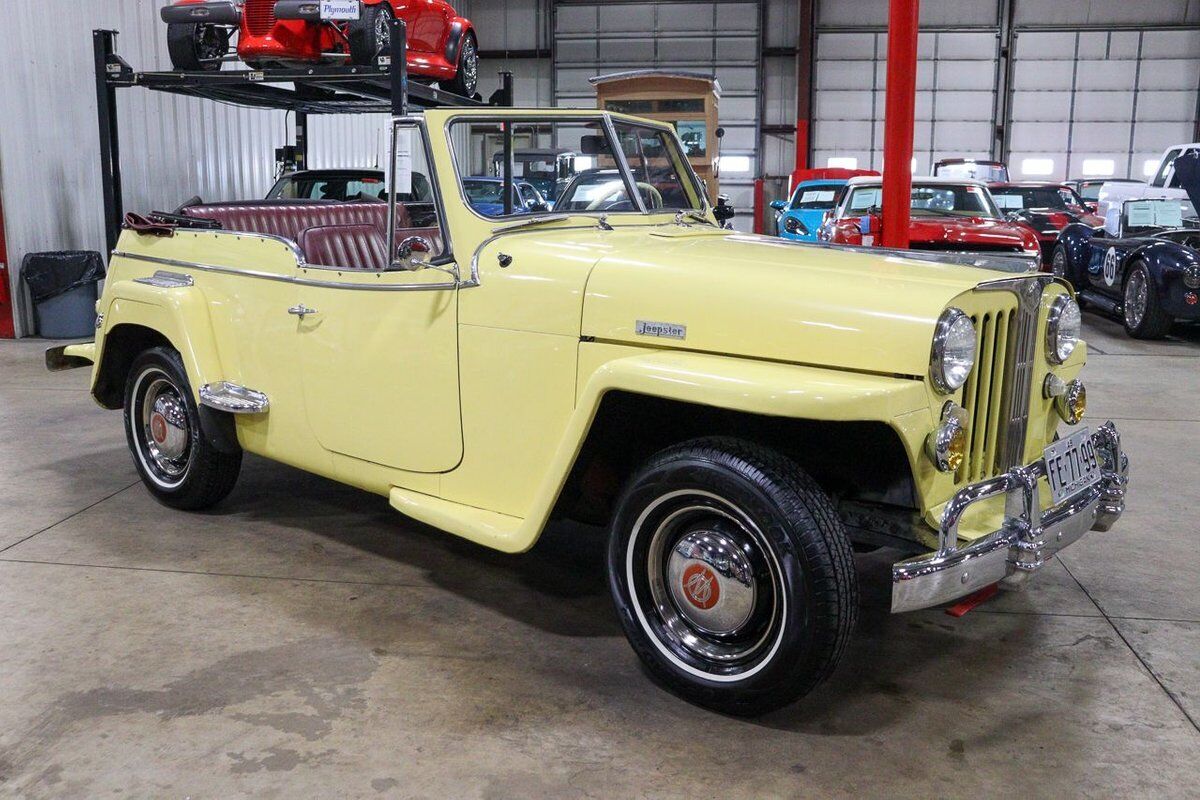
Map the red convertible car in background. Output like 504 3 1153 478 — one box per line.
989 182 1105 267
161 0 479 97
820 176 1042 263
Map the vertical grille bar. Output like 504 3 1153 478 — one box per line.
1001 295 1039 469
245 0 275 36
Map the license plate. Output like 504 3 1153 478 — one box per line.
1043 427 1101 506
320 1 360 21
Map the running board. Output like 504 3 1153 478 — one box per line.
199 381 270 414
389 487 528 553
1079 289 1121 316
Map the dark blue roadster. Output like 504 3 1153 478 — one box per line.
1053 153 1200 339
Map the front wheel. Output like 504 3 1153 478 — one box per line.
445 33 478 98
1051 245 1074 287
1123 262 1172 339
607 438 858 716
166 23 230 72
124 347 242 510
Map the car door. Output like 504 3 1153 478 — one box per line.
293 124 463 474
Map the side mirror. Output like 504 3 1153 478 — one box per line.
396 235 432 270
713 194 735 227
769 200 787 211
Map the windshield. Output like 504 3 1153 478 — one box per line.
991 187 1070 212
934 161 1009 182
844 184 1000 218
790 185 840 210
463 179 507 204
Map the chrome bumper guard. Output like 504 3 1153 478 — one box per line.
891 421 1129 613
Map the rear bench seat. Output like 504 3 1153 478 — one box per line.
181 201 438 270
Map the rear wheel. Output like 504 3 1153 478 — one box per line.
347 2 394 67
1122 262 1172 339
166 23 230 72
445 32 478 97
607 437 858 716
123 347 242 510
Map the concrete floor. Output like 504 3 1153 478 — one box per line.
1 315 1198 799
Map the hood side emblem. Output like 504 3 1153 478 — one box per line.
635 320 687 340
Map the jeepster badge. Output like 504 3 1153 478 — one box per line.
635 320 687 340
681 563 719 610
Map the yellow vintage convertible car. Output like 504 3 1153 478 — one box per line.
48 108 1129 715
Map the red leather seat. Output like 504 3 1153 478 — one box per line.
299 224 388 270
181 201 411 243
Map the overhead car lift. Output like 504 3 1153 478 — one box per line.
92 20 514 255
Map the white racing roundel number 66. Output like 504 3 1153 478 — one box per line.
1103 246 1119 287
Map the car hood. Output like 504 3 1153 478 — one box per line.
581 226 1012 377
906 215 1039 251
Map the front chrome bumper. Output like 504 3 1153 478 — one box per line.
891 421 1129 613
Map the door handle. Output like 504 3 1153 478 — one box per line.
288 304 318 318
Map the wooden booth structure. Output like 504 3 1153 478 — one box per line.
590 70 722 202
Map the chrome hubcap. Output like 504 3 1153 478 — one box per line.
1125 271 1147 328
632 492 783 675
666 529 757 634
1052 249 1066 277
139 375 192 482
374 12 391 56
460 39 478 93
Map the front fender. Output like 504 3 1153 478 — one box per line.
1127 240 1200 316
1057 222 1096 284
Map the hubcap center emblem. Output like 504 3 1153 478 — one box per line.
680 563 720 610
150 412 168 445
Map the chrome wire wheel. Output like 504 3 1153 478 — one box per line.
132 369 194 489
628 490 785 680
1051 247 1067 279
1125 269 1148 330
373 8 392 58
459 36 478 95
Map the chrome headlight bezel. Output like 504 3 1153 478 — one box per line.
1046 294 1081 364
929 308 977 394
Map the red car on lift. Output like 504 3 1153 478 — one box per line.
819 176 1042 265
988 182 1105 267
160 0 479 97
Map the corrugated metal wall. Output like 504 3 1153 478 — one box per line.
0 0 386 336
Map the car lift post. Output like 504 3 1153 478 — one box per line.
390 18 409 117
94 29 124 256
880 0 919 250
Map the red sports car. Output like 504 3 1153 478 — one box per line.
161 0 478 96
819 176 1042 262
988 182 1105 267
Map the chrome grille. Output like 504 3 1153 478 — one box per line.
956 278 1045 484
245 0 276 36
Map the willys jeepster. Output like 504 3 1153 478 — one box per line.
49 108 1130 715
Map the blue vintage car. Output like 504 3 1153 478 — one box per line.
769 180 846 241
462 177 550 217
1053 157 1200 339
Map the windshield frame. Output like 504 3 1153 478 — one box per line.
443 112 709 224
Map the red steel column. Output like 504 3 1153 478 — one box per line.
0 188 14 339
880 0 920 249
794 0 815 173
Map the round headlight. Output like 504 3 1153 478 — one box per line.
930 308 976 393
1046 295 1081 364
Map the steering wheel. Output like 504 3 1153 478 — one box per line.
586 182 664 211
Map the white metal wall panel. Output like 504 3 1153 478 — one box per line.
812 31 998 175
1009 29 1200 181
1014 0 1200 27
0 0 385 336
554 1 761 229
817 0 999 29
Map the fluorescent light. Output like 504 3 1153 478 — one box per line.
1081 158 1115 177
574 156 594 171
1021 158 1054 176
1143 158 1159 177
910 157 917 173
827 157 858 169
717 155 752 173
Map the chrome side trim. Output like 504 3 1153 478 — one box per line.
199 382 270 414
133 270 195 288
891 421 1128 613
113 251 460 293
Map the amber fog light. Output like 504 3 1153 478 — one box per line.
1046 376 1087 425
926 402 968 473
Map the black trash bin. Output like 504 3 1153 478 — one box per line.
21 251 106 339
